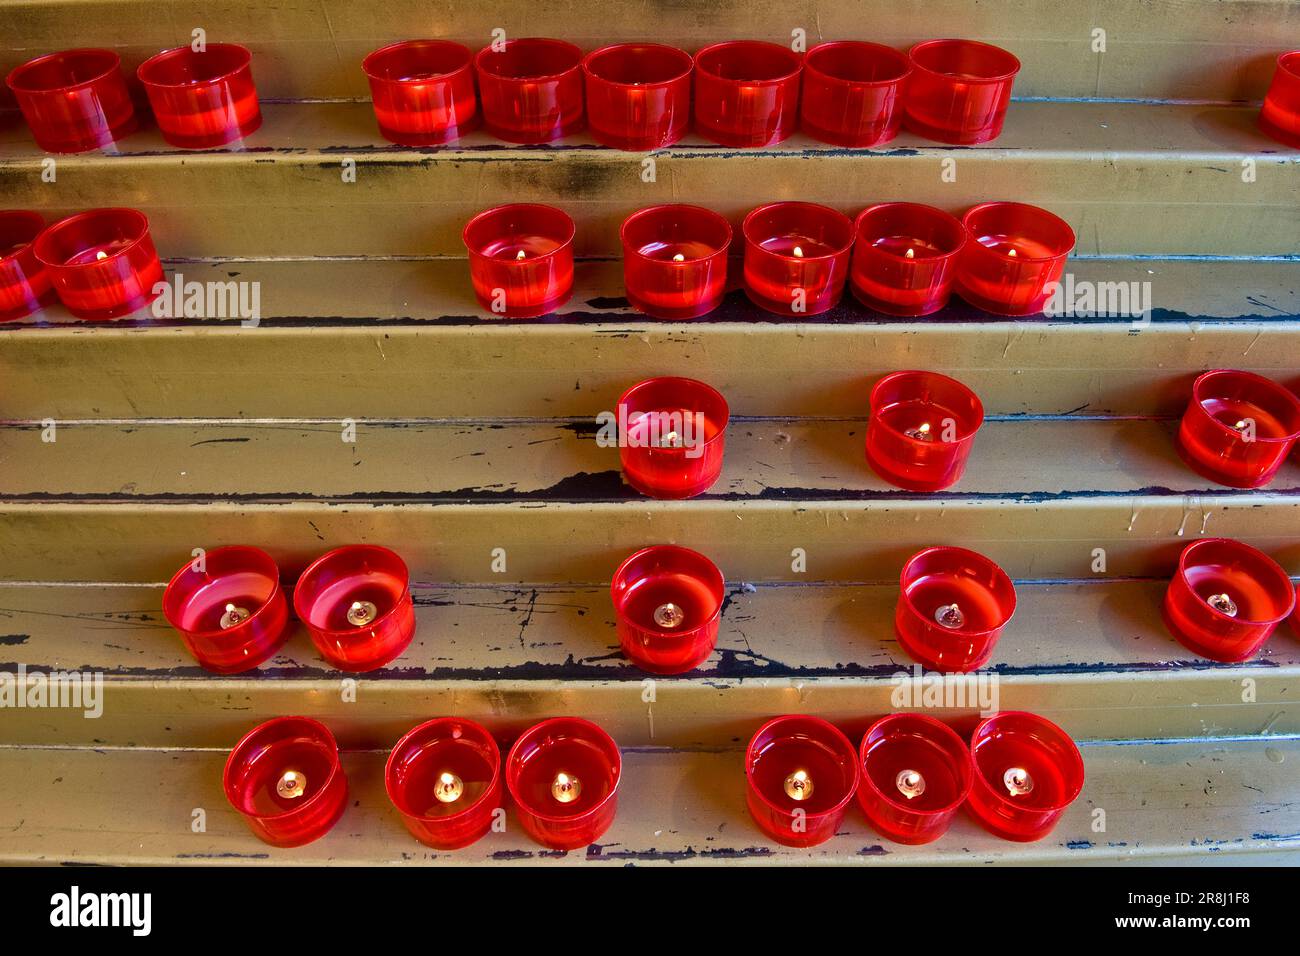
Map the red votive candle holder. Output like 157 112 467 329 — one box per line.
1175 369 1300 489
475 37 584 143
611 545 724 674
866 370 984 492
621 204 731 318
386 718 502 850
32 208 163 320
1259 51 1300 148
693 41 802 147
903 39 1020 144
857 714 972 845
223 716 348 848
362 40 479 146
292 544 416 672
462 203 575 317
6 48 137 153
746 715 860 848
506 717 621 850
1162 537 1295 663
955 201 1075 316
137 43 261 148
968 711 1084 842
801 42 911 147
583 43 692 150
617 376 730 499
895 546 1016 672
851 203 967 316
162 546 290 673
0 211 55 321
742 201 854 316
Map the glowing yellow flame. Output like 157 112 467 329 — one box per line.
905 247 915 259
515 249 527 260
792 245 804 258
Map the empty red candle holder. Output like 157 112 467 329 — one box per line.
746 715 860 848
895 546 1016 673
292 544 416 672
506 717 621 850
611 545 724 674
742 201 854 316
616 375 730 498
857 714 972 845
32 208 163 320
475 37 584 143
903 39 1020 145
1162 537 1295 663
137 43 261 149
386 717 503 850
866 370 984 492
463 203 575 317
968 711 1084 842
162 545 290 673
362 40 479 146
801 41 911 147
621 204 732 319
223 716 348 848
851 203 967 316
1259 51 1300 148
955 201 1075 316
1175 369 1300 489
583 43 692 151
0 211 55 321
693 40 802 147
6 48 137 153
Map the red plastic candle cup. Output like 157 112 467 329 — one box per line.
620 204 731 319
462 203 575 318
362 40 479 146
955 201 1074 316
611 545 724 674
474 38 583 143
857 714 972 845
895 546 1016 673
137 43 261 149
1259 51 1300 148
968 711 1084 842
800 42 911 147
582 43 692 150
0 211 56 321
6 48 137 153
162 546 290 673
616 376 729 499
223 717 348 848
292 545 416 672
742 202 853 316
1162 538 1295 663
32 208 163 320
746 715 860 848
866 370 984 492
506 717 621 851
386 718 503 850
903 39 1020 145
1175 370 1300 489
693 41 802 147
851 203 967 316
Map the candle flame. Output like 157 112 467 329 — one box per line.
905 247 915 259
792 245 804 258
1007 248 1017 257
672 253 685 262
515 249 527 260
95 250 108 260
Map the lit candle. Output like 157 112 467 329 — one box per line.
857 714 972 844
745 715 860 847
967 712 1084 842
742 202 854 316
955 202 1075 316
851 203 968 316
894 546 1017 672
866 370 985 492
616 376 730 498
137 43 262 149
32 208 164 321
1175 369 1300 488
506 717 621 850
620 204 732 319
385 718 502 849
611 544 724 673
463 203 576 318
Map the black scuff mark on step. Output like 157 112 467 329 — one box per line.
189 436 252 447
0 634 30 645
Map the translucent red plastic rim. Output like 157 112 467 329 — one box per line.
855 203 968 263
161 545 283 641
384 718 502 824
32 207 151 268
616 375 731 448
222 716 344 819
694 41 802 86
804 41 911 87
858 713 973 816
908 38 1021 84
475 38 583 81
970 711 1084 814
611 544 726 625
291 544 411 639
505 717 622 825
899 546 1017 631
620 204 732 263
137 43 252 88
743 201 854 261
6 47 120 93
583 43 693 88
961 202 1075 263
746 715 861 823
462 203 576 259
362 39 475 83
1189 369 1300 446
870 370 985 446
1175 538 1295 627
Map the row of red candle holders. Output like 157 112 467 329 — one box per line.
0 207 163 321
749 711 1085 846
166 531 1298 681
465 199 1077 319
223 709 1085 850
225 715 619 850
12 42 1300 154
609 370 1300 502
